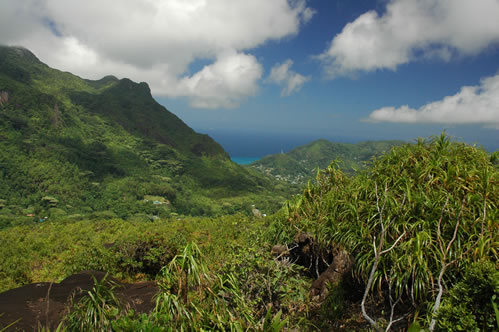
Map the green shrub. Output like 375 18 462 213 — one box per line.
111 311 165 331
65 214 84 221
114 237 177 277
63 273 123 331
65 246 116 275
218 242 310 323
128 213 153 222
436 260 499 331
320 281 347 323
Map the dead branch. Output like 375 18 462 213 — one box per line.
429 199 464 332
361 183 408 331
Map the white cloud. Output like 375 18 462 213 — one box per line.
0 0 313 108
177 52 263 109
267 60 310 96
367 73 499 129
320 0 499 77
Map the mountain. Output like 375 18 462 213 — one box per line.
249 139 405 184
0 46 287 225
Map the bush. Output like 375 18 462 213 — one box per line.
436 260 499 331
63 273 122 331
218 242 310 323
114 237 177 277
270 134 498 325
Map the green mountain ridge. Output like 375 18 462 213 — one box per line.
0 46 226 158
250 138 405 184
0 45 286 225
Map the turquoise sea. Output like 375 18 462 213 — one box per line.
231 157 261 165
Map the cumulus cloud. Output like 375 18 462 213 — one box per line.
0 0 313 108
177 52 263 108
367 73 499 129
320 0 499 77
267 60 310 96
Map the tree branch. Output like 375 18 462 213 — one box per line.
380 231 406 255
362 183 408 331
429 199 465 331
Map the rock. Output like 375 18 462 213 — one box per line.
310 249 353 302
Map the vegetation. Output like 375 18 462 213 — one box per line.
435 261 498 331
0 45 289 225
0 44 497 331
0 215 311 330
269 133 498 330
250 139 404 184
63 273 123 331
1 133 496 331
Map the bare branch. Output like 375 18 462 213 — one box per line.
361 255 381 331
380 231 406 255
481 195 487 237
362 183 409 331
429 263 447 332
445 199 464 256
429 199 465 331
315 255 320 279
437 197 449 254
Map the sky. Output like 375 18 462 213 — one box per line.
1 0 498 154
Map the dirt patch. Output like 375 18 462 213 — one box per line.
0 270 158 331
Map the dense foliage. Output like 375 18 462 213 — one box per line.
0 46 289 224
269 133 498 329
435 261 498 331
0 215 312 330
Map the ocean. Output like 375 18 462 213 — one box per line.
201 129 364 165
230 157 261 165
203 129 330 158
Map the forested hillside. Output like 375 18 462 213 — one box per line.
250 139 404 184
0 46 288 227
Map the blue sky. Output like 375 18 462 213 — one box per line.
1 0 498 152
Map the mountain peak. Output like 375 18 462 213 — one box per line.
0 45 40 63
